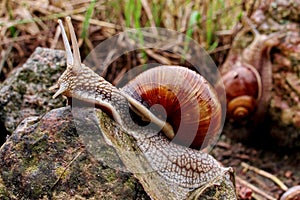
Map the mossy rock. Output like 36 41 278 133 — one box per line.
0 106 149 200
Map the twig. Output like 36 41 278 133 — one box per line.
71 15 121 29
0 0 7 16
144 49 172 65
241 162 288 191
0 7 100 28
51 149 83 190
0 44 13 74
236 176 277 200
208 44 231 54
252 193 265 200
0 34 36 45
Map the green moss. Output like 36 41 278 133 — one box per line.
124 177 135 190
0 177 10 199
105 170 117 182
55 166 70 180
22 158 39 172
24 165 39 175
31 135 49 153
18 68 35 82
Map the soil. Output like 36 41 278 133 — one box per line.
213 135 300 199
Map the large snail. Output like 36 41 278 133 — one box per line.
50 17 236 199
51 17 223 151
220 16 282 121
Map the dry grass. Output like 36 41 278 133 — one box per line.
0 0 258 82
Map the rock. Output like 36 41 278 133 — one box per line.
0 47 149 199
0 47 67 145
0 106 149 199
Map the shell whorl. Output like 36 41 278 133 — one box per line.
222 61 261 119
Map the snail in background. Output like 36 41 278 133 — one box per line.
50 17 236 199
220 16 282 122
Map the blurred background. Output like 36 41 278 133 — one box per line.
0 0 246 82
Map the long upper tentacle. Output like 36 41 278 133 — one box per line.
58 19 74 66
66 16 82 68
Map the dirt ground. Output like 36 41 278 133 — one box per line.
213 135 300 199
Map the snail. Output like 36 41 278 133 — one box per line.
51 17 223 151
220 16 282 121
280 185 300 200
50 17 236 199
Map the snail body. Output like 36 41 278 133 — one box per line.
50 17 236 199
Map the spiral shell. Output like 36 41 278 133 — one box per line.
227 95 256 120
122 66 222 150
222 62 262 119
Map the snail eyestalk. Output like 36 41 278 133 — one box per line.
58 19 73 66
242 15 260 36
52 82 68 99
66 16 81 68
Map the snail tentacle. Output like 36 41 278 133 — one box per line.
66 16 81 67
58 19 73 66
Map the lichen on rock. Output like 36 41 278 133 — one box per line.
0 106 149 199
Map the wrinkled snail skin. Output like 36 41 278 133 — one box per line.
51 17 237 200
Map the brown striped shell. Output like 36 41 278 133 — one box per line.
122 66 222 150
222 62 262 120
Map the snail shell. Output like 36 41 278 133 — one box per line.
122 66 222 149
222 61 262 120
